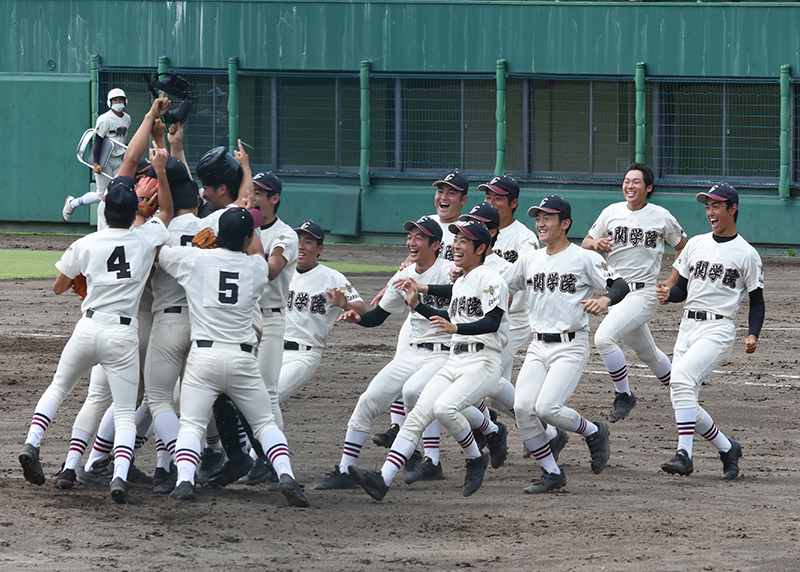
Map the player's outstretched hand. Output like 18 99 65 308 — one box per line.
150 96 171 118
581 296 610 315
168 122 184 146
745 334 758 354
395 278 420 308
588 237 613 253
150 141 168 171
337 310 361 323
656 281 671 305
429 315 456 335
235 139 250 171
370 285 388 307
327 288 348 309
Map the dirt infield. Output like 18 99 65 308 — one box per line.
1 235 799 571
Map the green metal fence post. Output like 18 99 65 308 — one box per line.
635 62 646 164
495 59 506 177
360 60 370 190
90 55 99 124
780 64 790 201
228 57 239 153
158 55 169 77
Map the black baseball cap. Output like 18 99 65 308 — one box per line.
528 194 572 219
696 183 738 205
135 158 151 179
294 219 325 242
104 176 139 217
253 171 282 194
403 215 443 242
146 156 192 184
478 175 519 200
448 220 492 249
196 146 241 186
217 207 255 250
460 202 500 228
433 169 469 193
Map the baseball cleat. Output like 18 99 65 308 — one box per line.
19 443 46 486
76 463 113 486
313 467 357 490
473 428 488 451
169 480 196 501
196 448 225 484
110 477 129 505
524 468 567 494
402 450 424 484
153 464 178 494
279 474 310 508
609 392 637 423
62 196 76 222
243 456 275 486
348 466 390 501
661 449 694 476
418 457 445 482
53 467 77 489
585 422 610 474
486 422 508 469
208 454 254 488
372 423 400 448
719 440 742 480
549 428 569 464
127 463 154 485
462 452 489 497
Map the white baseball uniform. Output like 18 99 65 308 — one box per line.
94 109 131 229
279 263 362 402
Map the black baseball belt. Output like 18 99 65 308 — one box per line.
284 341 312 351
453 343 485 355
534 332 576 343
629 282 647 291
196 340 253 353
416 342 451 352
164 306 183 314
685 310 726 321
85 309 132 326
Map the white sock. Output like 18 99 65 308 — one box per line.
453 425 481 460
64 428 92 471
380 435 415 485
544 423 558 441
568 414 598 437
153 411 181 461
112 427 136 480
422 420 441 464
524 433 560 474
696 414 731 452
390 400 406 426
175 431 202 484
262 428 293 478
26 395 60 447
675 407 697 457
339 427 369 472
601 348 630 395
650 353 672 387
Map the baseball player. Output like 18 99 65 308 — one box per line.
371 169 470 448
313 216 458 490
348 220 509 501
19 96 175 504
502 195 627 494
157 207 309 506
583 163 687 422
657 183 763 479
63 88 131 228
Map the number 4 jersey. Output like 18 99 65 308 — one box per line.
158 246 270 346
56 218 170 317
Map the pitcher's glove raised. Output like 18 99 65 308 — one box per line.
135 176 159 218
71 274 88 300
192 227 218 249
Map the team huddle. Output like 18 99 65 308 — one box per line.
19 89 765 505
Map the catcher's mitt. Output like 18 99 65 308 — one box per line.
136 176 159 218
71 273 88 300
192 227 218 249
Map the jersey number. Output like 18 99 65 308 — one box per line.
107 246 132 279
180 234 194 246
219 271 239 304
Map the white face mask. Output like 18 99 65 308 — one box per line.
111 103 125 113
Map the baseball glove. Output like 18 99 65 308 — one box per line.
192 227 218 249
136 176 159 218
71 273 88 300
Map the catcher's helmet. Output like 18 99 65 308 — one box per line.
196 147 241 187
107 88 127 108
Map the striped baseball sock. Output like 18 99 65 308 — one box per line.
175 431 202 484
339 427 369 473
568 414 598 437
261 428 293 478
112 428 136 480
64 428 92 471
422 420 441 465
650 354 672 387
155 438 171 470
675 407 697 457
601 348 630 395
696 413 731 452
390 400 406 426
86 405 116 470
153 411 181 462
205 418 224 452
380 435 416 485
454 425 481 460
524 433 560 474
26 395 60 447
465 406 498 436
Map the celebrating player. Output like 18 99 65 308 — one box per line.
657 183 763 479
582 163 687 422
503 195 628 493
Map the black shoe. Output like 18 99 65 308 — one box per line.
419 457 445 481
127 463 154 485
371 423 400 448
208 454 254 488
313 467 357 490
243 456 275 486
196 448 225 484
473 428 487 451
76 463 112 487
402 450 424 484
488 408 498 423
348 466 390 501
585 422 610 475
53 467 76 489
279 474 310 508
549 429 570 464
720 440 742 480
153 464 178 494
661 449 694 476
486 422 508 469
524 468 567 494
609 392 637 423
169 480 195 501
110 477 129 505
462 452 489 497
19 443 45 486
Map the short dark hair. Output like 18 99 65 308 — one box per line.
727 200 739 222
104 209 136 228
269 189 281 214
172 180 200 211
626 162 655 197
558 212 572 234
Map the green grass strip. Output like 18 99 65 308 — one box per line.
0 249 395 280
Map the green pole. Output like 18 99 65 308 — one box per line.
228 57 239 153
495 59 506 176
90 55 99 124
635 62 646 164
360 60 370 189
780 64 790 201
158 55 169 77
